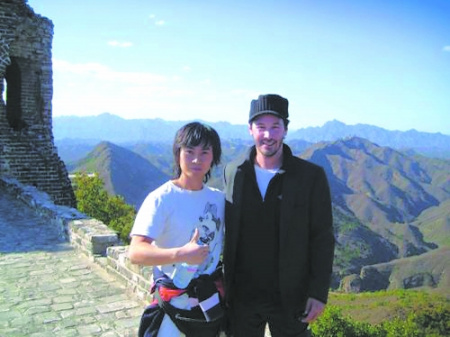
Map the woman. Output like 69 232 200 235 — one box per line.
128 122 224 337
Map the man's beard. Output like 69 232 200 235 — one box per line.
258 141 282 157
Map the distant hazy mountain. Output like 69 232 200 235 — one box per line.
53 113 450 159
57 138 102 164
53 113 248 143
290 120 450 159
72 141 169 208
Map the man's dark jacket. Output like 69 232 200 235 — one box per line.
223 144 335 316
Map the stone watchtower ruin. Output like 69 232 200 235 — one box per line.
0 0 75 207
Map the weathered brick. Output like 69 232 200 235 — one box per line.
0 0 75 208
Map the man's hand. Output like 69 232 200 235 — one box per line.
301 297 325 323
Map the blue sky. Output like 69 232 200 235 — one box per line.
27 0 450 134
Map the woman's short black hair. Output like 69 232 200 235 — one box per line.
172 122 222 183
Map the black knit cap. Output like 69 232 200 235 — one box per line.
249 94 289 123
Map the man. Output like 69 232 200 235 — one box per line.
223 94 335 337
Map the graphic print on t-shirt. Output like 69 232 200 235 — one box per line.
195 202 221 273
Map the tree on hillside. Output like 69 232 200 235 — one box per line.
72 172 136 243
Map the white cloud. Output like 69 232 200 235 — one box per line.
50 59 208 118
53 59 166 85
443 46 450 52
53 59 109 74
108 40 133 48
49 59 250 125
148 14 166 26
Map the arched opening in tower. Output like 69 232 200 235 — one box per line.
4 57 27 131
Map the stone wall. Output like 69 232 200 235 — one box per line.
0 0 75 207
0 176 153 303
0 0 151 306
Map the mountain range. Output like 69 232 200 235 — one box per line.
63 127 450 295
298 137 450 293
72 141 170 208
53 113 450 159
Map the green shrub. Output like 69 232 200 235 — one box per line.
311 306 385 337
73 172 136 243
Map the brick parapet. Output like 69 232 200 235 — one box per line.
0 176 153 303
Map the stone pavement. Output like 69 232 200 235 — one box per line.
0 189 144 337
